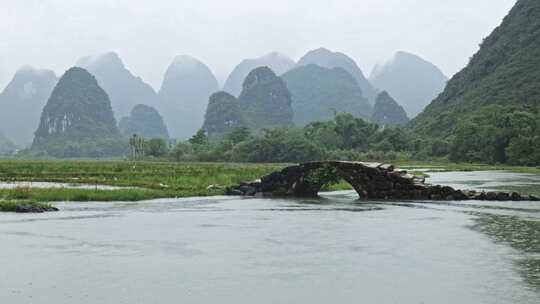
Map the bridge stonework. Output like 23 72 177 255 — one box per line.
227 161 539 201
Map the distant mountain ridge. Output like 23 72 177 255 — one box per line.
76 52 161 119
371 91 409 127
119 104 169 140
0 66 58 146
33 67 125 157
202 91 246 139
370 51 447 118
297 48 377 102
282 64 372 126
159 55 219 139
238 67 294 129
223 52 295 96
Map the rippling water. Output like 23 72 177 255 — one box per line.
1 171 539 303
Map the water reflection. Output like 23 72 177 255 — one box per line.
470 212 540 291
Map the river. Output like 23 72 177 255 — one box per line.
1 171 539 303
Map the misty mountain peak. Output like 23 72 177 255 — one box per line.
297 47 377 102
170 55 205 70
371 91 409 127
0 65 58 146
238 66 294 129
282 64 372 126
369 51 447 118
223 52 296 96
75 52 160 119
77 51 125 71
159 55 219 139
32 67 123 157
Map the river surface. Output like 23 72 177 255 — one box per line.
1 171 539 303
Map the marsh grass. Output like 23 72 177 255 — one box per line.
0 160 285 204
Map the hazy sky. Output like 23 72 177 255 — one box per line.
1 0 516 90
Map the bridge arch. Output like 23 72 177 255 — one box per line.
227 161 537 201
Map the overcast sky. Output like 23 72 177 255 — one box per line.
0 0 516 90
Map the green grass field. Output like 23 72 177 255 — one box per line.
0 160 286 206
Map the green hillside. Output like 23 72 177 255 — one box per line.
411 0 540 139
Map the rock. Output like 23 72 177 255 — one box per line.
496 192 510 201
511 192 522 201
226 188 244 196
485 192 498 201
379 164 395 171
15 204 58 213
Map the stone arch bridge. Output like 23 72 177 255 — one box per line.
227 161 537 201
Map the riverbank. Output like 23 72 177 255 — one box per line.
0 159 539 211
0 160 286 209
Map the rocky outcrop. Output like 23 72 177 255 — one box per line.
282 64 372 125
227 161 539 201
223 52 295 96
370 51 447 118
15 204 59 213
371 91 409 126
119 104 169 140
158 55 219 139
297 48 377 102
32 67 125 157
0 66 58 146
238 67 294 129
202 91 246 139
76 52 160 119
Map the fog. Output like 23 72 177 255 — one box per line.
0 0 516 89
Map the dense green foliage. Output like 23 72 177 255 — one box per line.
282 64 372 126
238 67 294 129
369 51 447 118
173 114 421 163
31 67 126 157
412 0 540 138
119 104 169 140
449 106 540 165
371 91 409 127
158 55 219 139
297 48 377 102
202 92 247 138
